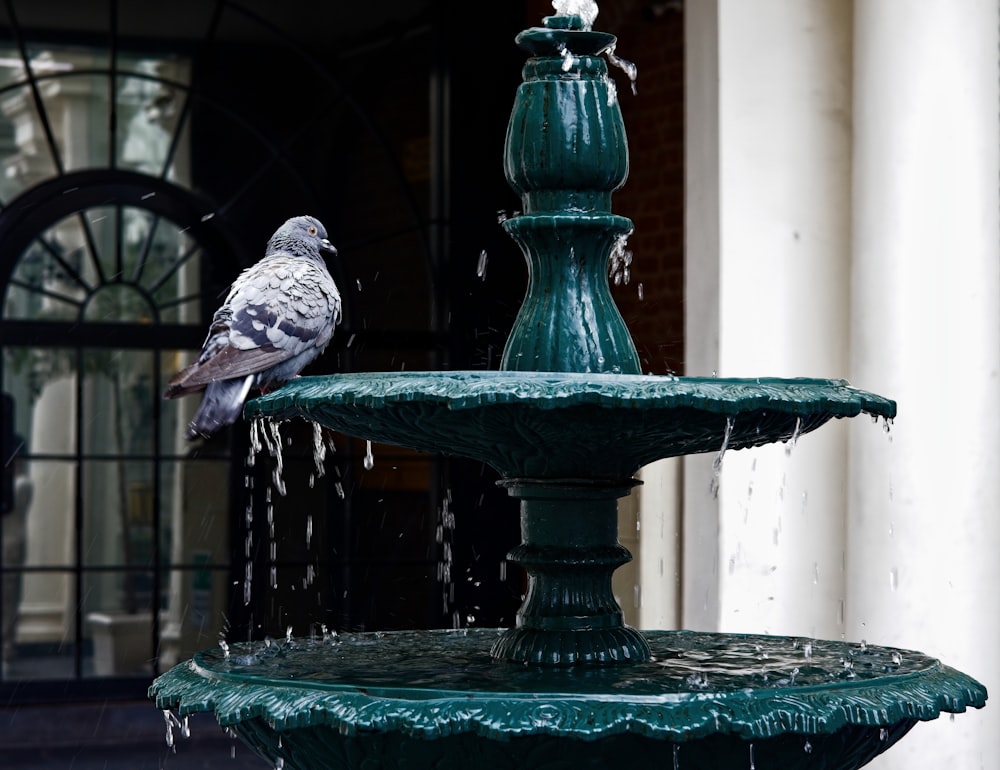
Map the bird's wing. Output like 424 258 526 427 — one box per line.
164 257 340 397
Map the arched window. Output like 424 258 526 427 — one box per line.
0 2 527 701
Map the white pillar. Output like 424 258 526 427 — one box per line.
849 1 1000 766
684 0 853 637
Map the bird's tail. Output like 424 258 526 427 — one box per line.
185 376 254 440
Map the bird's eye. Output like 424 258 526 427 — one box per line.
308 226 317 236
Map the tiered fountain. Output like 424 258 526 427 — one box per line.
151 7 987 769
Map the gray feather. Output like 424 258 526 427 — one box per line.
165 215 341 438
186 376 254 440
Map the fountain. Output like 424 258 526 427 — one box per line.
151 6 987 769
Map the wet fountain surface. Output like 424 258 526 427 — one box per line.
155 629 984 769
151 6 986 768
241 372 894 479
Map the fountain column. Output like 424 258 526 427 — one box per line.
849 0 1000 765
490 12 650 665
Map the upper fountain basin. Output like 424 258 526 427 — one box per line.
245 371 896 481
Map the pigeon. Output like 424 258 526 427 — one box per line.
164 215 341 439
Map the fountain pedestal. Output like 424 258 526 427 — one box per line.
150 9 987 770
492 478 649 665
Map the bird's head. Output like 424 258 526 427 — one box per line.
270 215 338 259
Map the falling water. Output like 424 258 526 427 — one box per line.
267 486 277 589
476 249 489 279
710 416 734 498
437 490 458 626
243 462 255 606
363 440 375 471
609 233 633 286
162 710 190 748
784 416 802 457
253 417 287 496
605 44 638 95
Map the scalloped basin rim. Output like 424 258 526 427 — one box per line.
151 629 986 742
245 371 897 418
243 372 896 479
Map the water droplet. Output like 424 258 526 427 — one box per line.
637 282 644 300
889 567 898 591
363 440 374 470
476 249 488 279
803 740 813 754
879 728 888 741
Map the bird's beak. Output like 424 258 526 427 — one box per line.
320 239 337 257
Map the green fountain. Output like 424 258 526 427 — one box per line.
151 7 986 769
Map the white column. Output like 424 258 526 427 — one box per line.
849 1 1000 766
683 0 853 637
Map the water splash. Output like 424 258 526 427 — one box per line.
556 42 577 72
551 0 599 30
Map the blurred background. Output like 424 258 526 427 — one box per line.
0 1 995 768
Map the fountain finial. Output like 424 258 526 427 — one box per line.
500 8 640 374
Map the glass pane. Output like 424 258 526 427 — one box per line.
81 459 155 576
0 81 60 203
116 64 190 180
1 571 78 682
160 563 231 666
160 349 210 452
3 232 87 321
81 347 155 455
38 71 113 171
159 456 231 663
82 570 156 679
143 215 202 325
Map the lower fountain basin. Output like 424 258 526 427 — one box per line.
245 372 896 480
151 628 985 770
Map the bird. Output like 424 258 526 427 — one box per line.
164 215 341 440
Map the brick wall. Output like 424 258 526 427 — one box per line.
524 0 685 374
